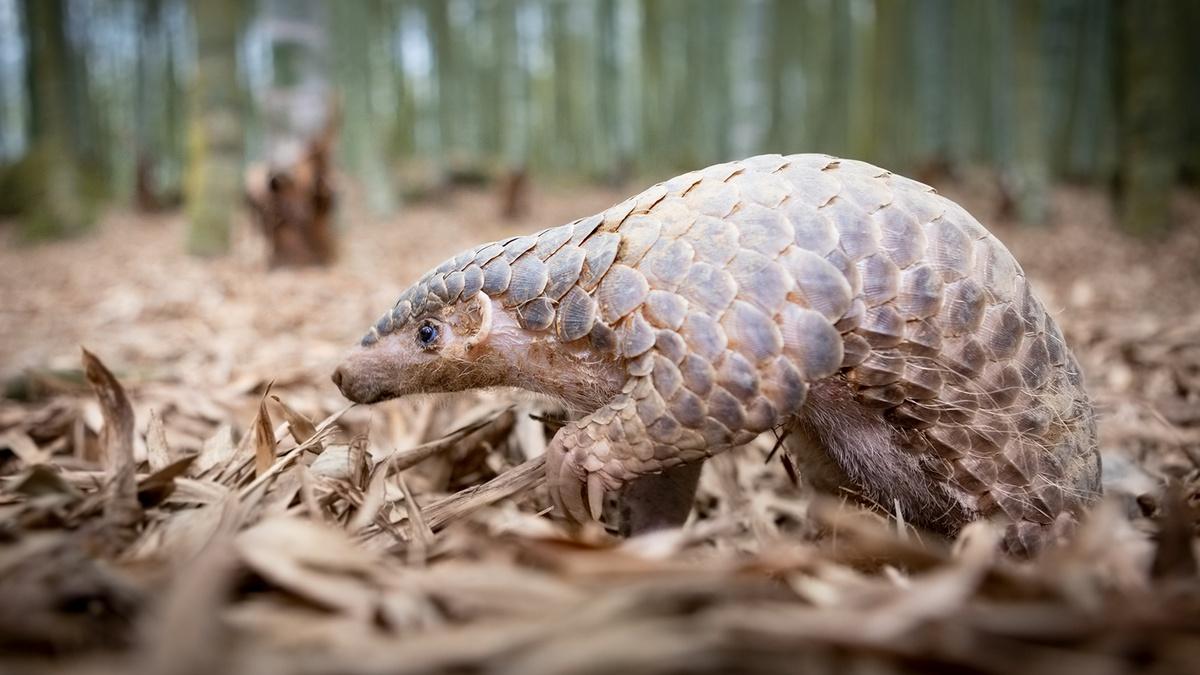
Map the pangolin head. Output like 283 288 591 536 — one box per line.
332 262 504 404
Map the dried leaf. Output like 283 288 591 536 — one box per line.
145 408 173 471
349 455 392 533
1 430 51 466
398 475 432 562
235 517 381 618
193 424 237 476
271 394 318 446
247 389 277 478
136 454 198 507
8 464 83 499
423 455 545 531
81 347 140 533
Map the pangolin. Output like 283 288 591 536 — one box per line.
332 154 1101 554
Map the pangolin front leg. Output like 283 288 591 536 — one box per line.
544 375 729 526
547 305 825 529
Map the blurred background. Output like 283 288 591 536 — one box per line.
0 0 1198 249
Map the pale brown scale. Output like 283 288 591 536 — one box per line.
503 255 548 306
731 203 794 255
461 265 484 299
641 238 695 290
875 204 926 268
680 263 738 315
858 254 901 307
517 298 555 331
896 264 943 320
532 223 575 259
444 270 465 303
685 215 741 265
555 286 597 342
569 214 603 244
544 245 586 300
617 312 656 358
728 250 792 315
642 290 688 331
480 258 511 295
352 153 1100 554
578 232 620 291
614 216 662 267
501 234 538 262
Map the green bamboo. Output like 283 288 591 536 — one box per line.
1114 0 1178 235
183 0 243 255
332 0 394 215
1011 0 1049 223
15 0 93 240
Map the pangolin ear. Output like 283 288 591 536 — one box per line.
462 291 493 350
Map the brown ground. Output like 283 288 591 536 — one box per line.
1 181 1198 673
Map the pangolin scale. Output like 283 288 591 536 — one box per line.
335 153 1101 554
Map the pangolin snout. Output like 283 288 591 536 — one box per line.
330 364 360 402
331 362 385 404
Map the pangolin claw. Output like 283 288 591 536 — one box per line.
587 473 606 522
546 436 611 526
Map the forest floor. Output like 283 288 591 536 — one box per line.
1 181 1199 674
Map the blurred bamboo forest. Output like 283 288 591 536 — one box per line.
0 0 1197 245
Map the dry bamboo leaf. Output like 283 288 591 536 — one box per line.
166 478 232 506
349 455 392 533
270 394 318 446
235 516 381 618
193 424 237 476
849 524 999 642
298 464 323 522
423 455 545 531
386 405 514 474
223 599 381 650
811 497 951 571
8 463 83 500
81 347 141 534
144 408 173 471
309 444 358 482
2 185 1200 675
139 500 241 675
349 433 369 488
262 466 304 516
397 475 432 561
376 588 444 635
1047 499 1153 597
240 385 277 478
136 454 197 508
236 404 352 499
127 501 227 562
0 533 142 653
1 430 51 466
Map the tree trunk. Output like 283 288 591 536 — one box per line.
1010 0 1050 224
135 0 182 212
16 0 91 240
184 0 244 255
1114 0 1178 235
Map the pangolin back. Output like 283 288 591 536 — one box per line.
367 154 1101 547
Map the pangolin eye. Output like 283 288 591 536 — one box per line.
417 322 438 347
